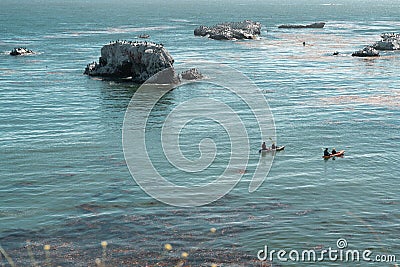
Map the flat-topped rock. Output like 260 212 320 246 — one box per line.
372 32 400 50
10 47 34 56
278 22 325 29
194 20 261 40
352 46 379 57
84 41 175 83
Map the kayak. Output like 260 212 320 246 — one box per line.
322 150 345 159
259 146 285 153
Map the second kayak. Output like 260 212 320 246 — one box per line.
322 150 345 159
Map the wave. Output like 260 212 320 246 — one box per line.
320 3 343 6
169 18 191 23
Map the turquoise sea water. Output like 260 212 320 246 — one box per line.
0 0 399 266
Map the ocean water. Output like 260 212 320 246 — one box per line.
0 0 399 266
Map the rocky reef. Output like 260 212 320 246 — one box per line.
350 32 400 57
10 47 34 56
278 22 325 29
180 68 204 80
84 41 175 83
194 20 261 40
352 46 379 57
138 34 150 39
372 33 400 51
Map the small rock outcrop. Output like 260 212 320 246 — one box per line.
194 20 261 40
180 68 204 80
84 41 175 83
138 34 150 39
10 47 34 56
278 22 325 29
372 33 400 51
352 46 380 57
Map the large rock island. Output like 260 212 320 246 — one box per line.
84 41 175 83
194 20 261 40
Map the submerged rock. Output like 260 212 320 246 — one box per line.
138 34 150 39
84 41 175 83
352 46 379 57
278 22 325 29
194 20 261 40
10 47 34 56
372 32 400 51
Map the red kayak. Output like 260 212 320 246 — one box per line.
322 150 345 159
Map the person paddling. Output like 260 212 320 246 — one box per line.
324 148 330 157
331 148 337 154
259 142 268 153
271 142 276 150
262 142 267 150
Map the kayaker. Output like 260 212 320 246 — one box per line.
324 148 330 157
331 148 337 154
262 142 267 150
271 143 276 150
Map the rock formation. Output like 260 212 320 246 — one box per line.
10 47 34 56
138 34 150 39
372 33 400 51
180 68 203 80
194 20 261 40
84 41 175 83
352 46 379 57
278 22 325 29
